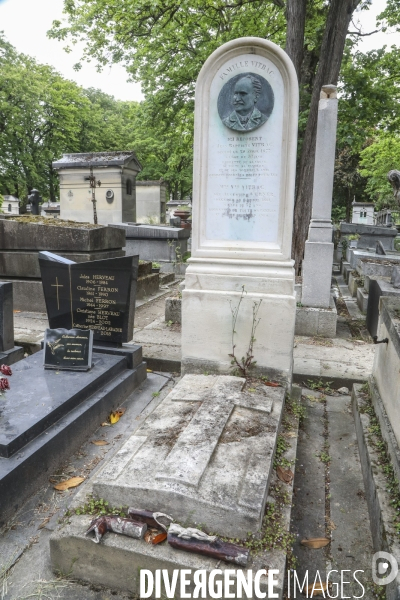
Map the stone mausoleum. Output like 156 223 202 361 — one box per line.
136 179 167 223
53 151 142 225
351 201 374 225
1 195 20 215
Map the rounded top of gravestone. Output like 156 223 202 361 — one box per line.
321 84 337 99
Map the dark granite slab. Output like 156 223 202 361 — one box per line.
0 351 127 458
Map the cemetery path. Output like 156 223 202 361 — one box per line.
290 390 376 600
14 292 376 386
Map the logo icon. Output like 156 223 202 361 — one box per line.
372 552 398 586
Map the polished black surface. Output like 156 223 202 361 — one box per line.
0 350 127 458
39 253 135 345
44 328 93 371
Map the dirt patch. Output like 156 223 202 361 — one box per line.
220 411 271 444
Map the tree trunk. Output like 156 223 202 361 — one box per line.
290 0 362 274
285 0 307 79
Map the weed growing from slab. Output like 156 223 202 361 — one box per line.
228 286 262 378
305 379 334 395
274 435 291 469
67 496 127 519
285 393 306 422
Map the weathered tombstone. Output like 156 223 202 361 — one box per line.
0 282 24 364
302 85 338 309
28 189 42 215
182 37 298 384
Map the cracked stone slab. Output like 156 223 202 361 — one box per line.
93 374 284 537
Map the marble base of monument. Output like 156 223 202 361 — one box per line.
92 375 285 538
295 297 337 338
0 348 146 526
182 263 296 384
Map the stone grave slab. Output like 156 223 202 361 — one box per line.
0 347 147 525
93 374 284 537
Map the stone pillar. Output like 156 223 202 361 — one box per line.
301 85 338 308
181 37 299 385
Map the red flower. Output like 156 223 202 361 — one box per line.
0 365 12 376
0 378 10 391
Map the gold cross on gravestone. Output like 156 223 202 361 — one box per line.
51 277 63 310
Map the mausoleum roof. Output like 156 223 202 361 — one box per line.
52 151 142 171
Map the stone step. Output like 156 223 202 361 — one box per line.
137 273 159 299
159 272 175 285
0 349 146 526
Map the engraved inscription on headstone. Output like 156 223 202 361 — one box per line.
218 73 274 132
39 252 136 345
44 328 93 371
206 55 284 243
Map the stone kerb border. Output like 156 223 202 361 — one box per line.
191 37 299 264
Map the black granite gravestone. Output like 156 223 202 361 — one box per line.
44 328 93 371
39 252 137 346
366 279 381 338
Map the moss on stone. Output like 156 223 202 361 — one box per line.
10 216 102 229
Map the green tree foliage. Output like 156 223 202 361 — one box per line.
0 34 146 201
359 136 400 209
333 44 400 218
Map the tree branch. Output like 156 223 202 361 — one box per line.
348 28 380 36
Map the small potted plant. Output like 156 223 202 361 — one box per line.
348 234 360 248
174 205 191 220
152 262 161 273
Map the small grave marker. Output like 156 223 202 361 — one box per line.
44 328 93 371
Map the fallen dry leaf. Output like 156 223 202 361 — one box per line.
283 431 297 438
301 537 330 549
91 440 109 446
108 407 126 424
264 381 281 387
101 422 111 427
53 477 84 491
306 582 328 597
37 517 50 530
144 530 168 545
276 465 294 484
